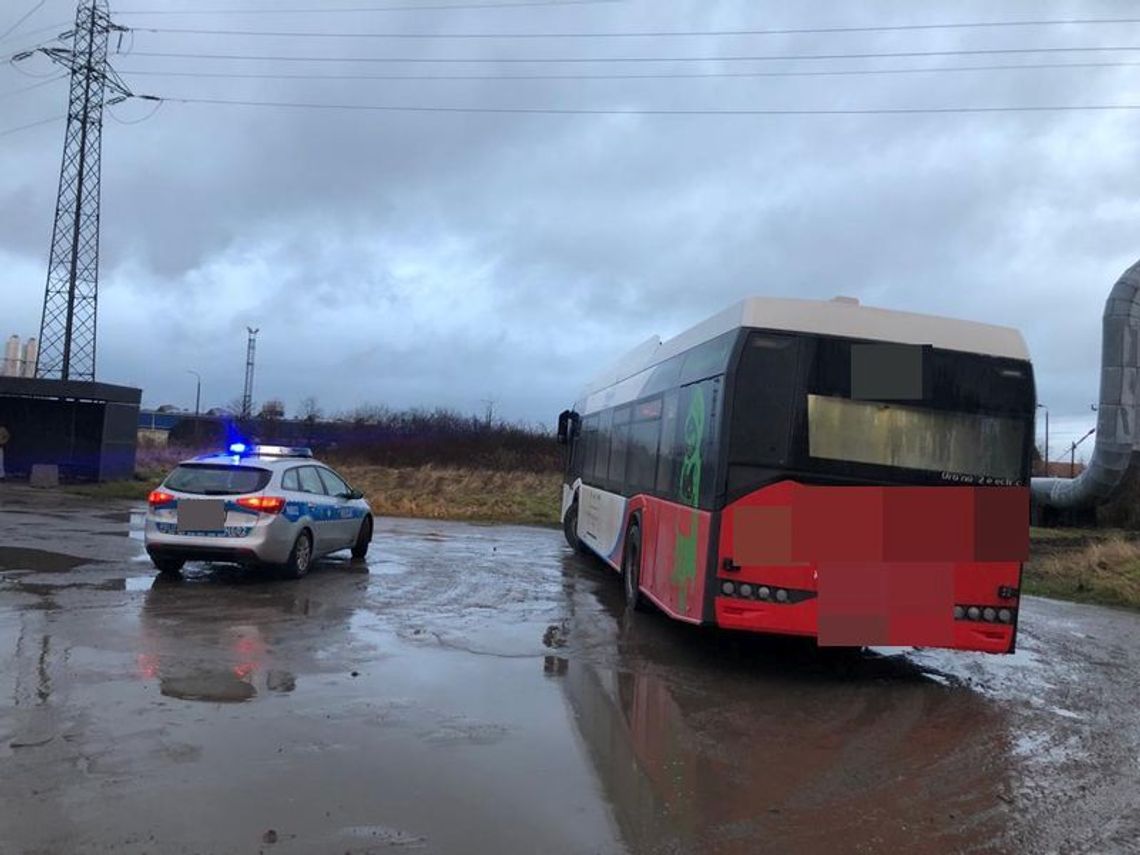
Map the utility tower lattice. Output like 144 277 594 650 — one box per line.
241 328 259 419
24 0 130 381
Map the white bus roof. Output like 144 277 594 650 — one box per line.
582 296 1030 399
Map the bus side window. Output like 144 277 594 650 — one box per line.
592 409 614 484
566 425 582 479
701 377 723 507
656 391 681 498
672 377 722 509
580 415 599 481
608 407 631 488
627 397 662 495
729 334 800 466
679 331 735 385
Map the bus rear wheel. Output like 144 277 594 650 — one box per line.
622 523 648 612
563 502 584 552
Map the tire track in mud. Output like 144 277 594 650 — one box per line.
450 525 1140 854
365 520 576 658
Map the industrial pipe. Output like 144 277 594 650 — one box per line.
1031 258 1140 509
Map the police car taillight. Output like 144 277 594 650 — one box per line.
148 490 174 507
237 496 286 514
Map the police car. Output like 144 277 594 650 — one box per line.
144 444 373 578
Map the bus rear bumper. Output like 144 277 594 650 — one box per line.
714 598 1016 654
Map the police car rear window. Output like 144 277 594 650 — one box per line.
165 464 272 496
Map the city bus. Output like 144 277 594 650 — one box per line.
556 296 1034 653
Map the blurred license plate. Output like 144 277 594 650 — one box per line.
177 500 225 533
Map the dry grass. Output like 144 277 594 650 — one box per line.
66 452 565 528
1025 535 1140 609
337 464 562 527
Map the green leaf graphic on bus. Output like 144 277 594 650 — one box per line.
672 386 705 610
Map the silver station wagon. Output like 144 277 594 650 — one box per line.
144 444 373 578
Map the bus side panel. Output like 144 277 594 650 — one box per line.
579 484 627 570
644 496 712 624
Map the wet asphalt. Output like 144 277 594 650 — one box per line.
0 484 1139 854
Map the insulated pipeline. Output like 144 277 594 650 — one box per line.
1031 258 1140 509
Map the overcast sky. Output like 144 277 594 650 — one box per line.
1 0 1137 455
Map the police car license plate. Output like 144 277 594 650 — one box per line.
177 499 225 533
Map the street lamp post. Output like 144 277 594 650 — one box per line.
1036 404 1049 474
1070 427 1096 478
187 370 202 443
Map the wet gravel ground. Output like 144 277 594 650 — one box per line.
1 485 1139 854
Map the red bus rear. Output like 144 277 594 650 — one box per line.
558 298 1033 654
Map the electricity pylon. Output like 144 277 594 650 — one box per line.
17 0 130 381
242 328 259 419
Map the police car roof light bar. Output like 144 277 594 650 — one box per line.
227 443 313 459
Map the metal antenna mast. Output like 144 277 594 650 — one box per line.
20 0 130 381
241 327 259 419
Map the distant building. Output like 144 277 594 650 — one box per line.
1035 460 1087 478
1 336 37 378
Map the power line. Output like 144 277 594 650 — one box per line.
107 96 163 124
0 72 66 100
0 112 64 138
1 38 56 63
116 59 1140 83
122 45 1140 65
1 28 75 63
0 1 46 43
0 22 70 49
115 0 623 16
154 94 1140 116
133 17 1140 41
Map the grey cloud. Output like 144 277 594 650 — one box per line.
1 0 1138 425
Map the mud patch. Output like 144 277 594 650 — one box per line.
0 547 95 573
160 672 258 703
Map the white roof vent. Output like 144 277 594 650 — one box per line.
830 296 860 306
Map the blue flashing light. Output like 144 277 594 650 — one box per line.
229 442 247 455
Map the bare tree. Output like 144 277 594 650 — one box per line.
298 396 322 423
259 399 286 420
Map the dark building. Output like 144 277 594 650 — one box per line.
0 377 141 481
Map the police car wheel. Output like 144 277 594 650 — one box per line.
351 516 373 560
285 530 313 579
152 556 184 576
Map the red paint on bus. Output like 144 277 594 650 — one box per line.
714 482 1027 653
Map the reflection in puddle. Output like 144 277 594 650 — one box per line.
134 578 319 703
559 652 1018 854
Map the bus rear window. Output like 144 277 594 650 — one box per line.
164 464 272 496
807 395 1025 482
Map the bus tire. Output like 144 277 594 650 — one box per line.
622 522 648 612
563 501 584 552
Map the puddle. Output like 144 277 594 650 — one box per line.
160 673 258 703
0 547 95 573
95 511 132 524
